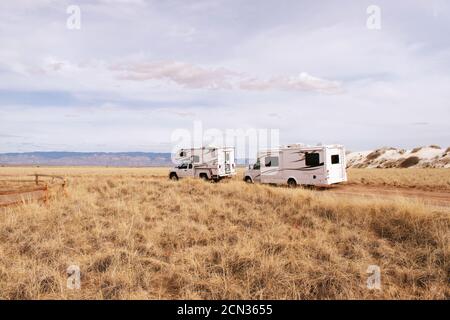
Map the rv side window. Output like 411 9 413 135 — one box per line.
179 151 185 157
225 153 230 161
305 153 320 166
265 156 279 167
331 154 340 164
192 155 200 163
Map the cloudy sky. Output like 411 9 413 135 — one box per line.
0 0 449 153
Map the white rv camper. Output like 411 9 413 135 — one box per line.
244 144 347 187
169 146 236 181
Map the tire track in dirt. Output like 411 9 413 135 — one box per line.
321 183 450 208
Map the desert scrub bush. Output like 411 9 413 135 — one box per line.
399 157 420 168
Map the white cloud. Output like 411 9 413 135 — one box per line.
239 72 343 94
112 60 341 93
113 60 237 89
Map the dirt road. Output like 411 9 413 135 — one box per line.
323 183 450 208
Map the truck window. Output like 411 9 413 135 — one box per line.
179 163 187 169
305 153 320 166
331 154 340 164
265 156 279 167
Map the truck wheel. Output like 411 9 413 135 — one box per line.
287 178 297 188
244 177 253 183
199 173 208 181
169 173 178 181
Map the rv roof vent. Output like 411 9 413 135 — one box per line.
286 143 305 148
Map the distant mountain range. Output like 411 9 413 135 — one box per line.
0 152 173 167
0 151 251 167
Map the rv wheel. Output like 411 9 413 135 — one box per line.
244 177 253 183
169 173 178 181
199 173 208 181
287 178 297 188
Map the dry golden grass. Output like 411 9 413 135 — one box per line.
348 168 450 191
0 167 448 299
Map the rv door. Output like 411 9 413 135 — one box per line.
224 150 231 174
326 147 347 184
260 153 280 183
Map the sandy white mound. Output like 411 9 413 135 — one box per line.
347 145 450 168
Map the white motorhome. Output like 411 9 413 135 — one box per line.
169 146 236 181
244 144 347 187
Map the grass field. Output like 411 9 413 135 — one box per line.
0 167 448 299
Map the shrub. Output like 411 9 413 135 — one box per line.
399 156 420 168
366 149 383 160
